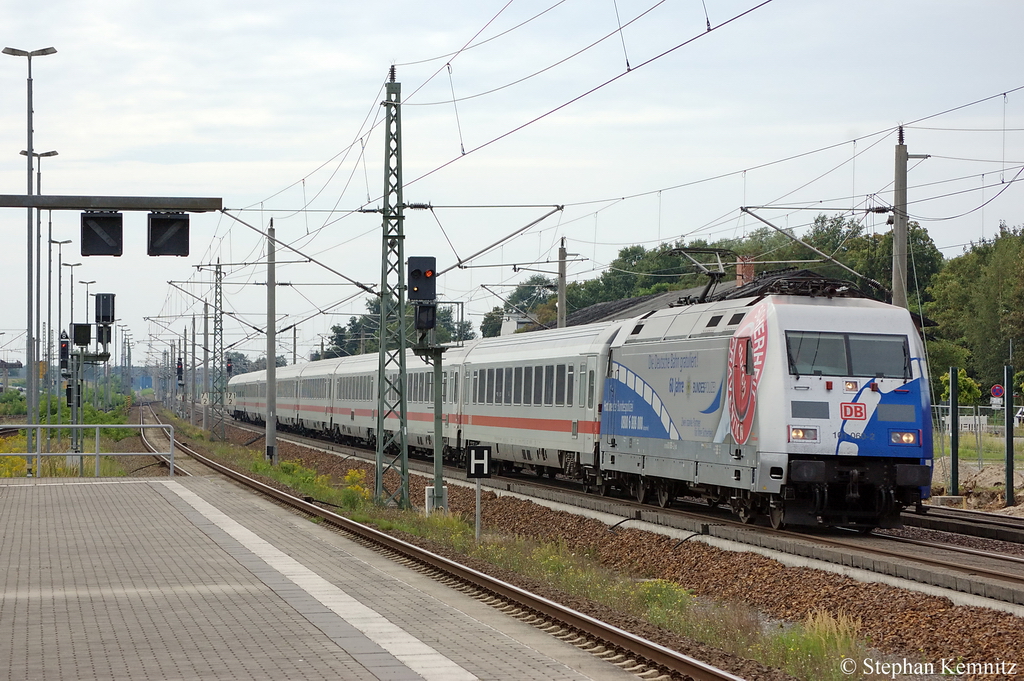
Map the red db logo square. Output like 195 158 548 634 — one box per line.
841 403 866 420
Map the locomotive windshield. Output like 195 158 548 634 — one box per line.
786 331 910 379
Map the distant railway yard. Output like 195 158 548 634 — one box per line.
118 403 1024 680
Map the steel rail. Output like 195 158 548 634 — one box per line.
870 533 1024 566
139 405 192 476
147 408 742 681
218 413 1024 589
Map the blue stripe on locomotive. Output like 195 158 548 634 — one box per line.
600 362 725 441
836 376 932 460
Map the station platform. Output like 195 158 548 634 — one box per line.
0 477 636 681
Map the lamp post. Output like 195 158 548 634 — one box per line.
51 240 72 452
22 149 59 451
4 45 57 458
63 262 81 452
80 281 96 326
80 280 97 410
21 150 57 406
46 234 69 452
63 263 81 331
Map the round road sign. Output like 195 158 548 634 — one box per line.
991 384 1005 398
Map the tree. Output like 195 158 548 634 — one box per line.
938 368 982 405
926 224 1023 387
435 306 475 344
225 350 253 375
480 306 504 338
252 355 287 372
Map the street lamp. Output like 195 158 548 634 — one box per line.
80 281 96 326
21 149 57 397
63 263 81 332
5 45 57 456
50 240 71 448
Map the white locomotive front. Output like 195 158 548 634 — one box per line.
595 294 932 528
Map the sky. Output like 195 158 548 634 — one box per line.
1 0 1022 369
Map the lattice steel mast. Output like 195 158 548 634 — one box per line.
375 68 410 507
212 259 226 439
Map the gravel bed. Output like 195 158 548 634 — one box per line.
211 424 1024 679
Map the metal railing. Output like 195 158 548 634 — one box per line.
2 423 175 477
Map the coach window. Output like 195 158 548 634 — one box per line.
442 372 447 403
493 367 503 404
503 367 513 404
555 364 566 405
453 371 459 405
472 370 479 404
428 372 434 403
544 365 555 405
486 368 495 404
523 366 533 406
513 367 523 404
534 365 544 405
588 369 596 409
566 365 574 407
745 338 754 375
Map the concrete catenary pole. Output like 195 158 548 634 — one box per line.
266 219 277 464
891 126 929 309
557 237 567 328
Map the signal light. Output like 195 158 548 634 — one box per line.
408 256 437 301
95 293 115 324
72 323 91 347
226 357 233 376
81 211 123 256
59 337 70 371
414 303 437 330
148 213 190 257
176 358 184 385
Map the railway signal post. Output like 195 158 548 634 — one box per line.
1006 365 1015 507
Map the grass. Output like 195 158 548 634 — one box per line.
155 409 883 680
0 433 137 478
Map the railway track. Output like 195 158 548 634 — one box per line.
137 404 193 476
145 406 745 681
903 505 1024 544
212 415 1024 608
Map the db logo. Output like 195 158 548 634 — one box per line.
841 403 867 420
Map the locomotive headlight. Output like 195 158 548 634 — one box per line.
789 426 818 442
889 430 918 445
844 380 858 392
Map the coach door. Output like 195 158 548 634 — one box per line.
577 355 599 466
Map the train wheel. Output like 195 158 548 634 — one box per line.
769 505 785 530
635 480 649 505
598 481 611 496
735 505 755 524
655 485 672 509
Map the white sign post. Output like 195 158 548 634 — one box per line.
466 446 491 543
